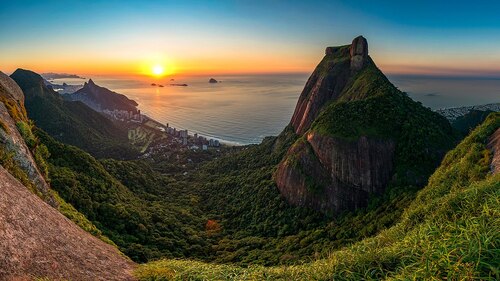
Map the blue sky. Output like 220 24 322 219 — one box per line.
1 0 500 76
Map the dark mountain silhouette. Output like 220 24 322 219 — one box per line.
65 79 138 113
10 69 137 159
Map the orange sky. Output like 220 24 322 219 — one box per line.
2 2 500 78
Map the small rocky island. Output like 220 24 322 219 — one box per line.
209 78 218 83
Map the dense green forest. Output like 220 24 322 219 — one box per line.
135 112 499 280
9 63 497 279
38 123 424 265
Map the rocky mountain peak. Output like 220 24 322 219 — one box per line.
84 79 96 88
0 71 25 103
10 69 46 90
69 77 138 112
291 36 371 135
276 36 455 215
350 35 368 70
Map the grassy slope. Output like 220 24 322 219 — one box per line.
135 113 499 280
452 109 494 136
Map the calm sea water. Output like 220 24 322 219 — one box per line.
53 74 500 145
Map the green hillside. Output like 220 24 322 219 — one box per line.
36 129 210 262
36 123 418 265
451 109 495 136
10 69 138 159
135 112 499 280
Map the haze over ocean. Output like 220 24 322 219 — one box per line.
52 74 500 145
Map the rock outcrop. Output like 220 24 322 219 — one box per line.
276 133 396 212
0 71 25 103
349 36 368 71
290 36 369 136
0 166 136 280
290 44 351 135
487 127 500 174
0 72 56 206
276 36 455 215
1 71 136 279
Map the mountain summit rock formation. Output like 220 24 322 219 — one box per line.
276 36 456 215
290 36 370 135
66 78 138 113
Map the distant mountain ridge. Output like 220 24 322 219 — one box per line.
41 72 85 79
10 69 138 159
65 79 138 113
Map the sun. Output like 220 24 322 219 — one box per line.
152 65 165 76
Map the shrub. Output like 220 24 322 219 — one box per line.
16 121 37 148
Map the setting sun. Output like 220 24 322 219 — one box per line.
152 65 165 76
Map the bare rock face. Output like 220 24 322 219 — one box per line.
487 128 500 174
0 73 56 206
290 46 351 135
276 131 395 213
0 166 136 281
290 36 368 136
350 36 368 71
0 71 24 103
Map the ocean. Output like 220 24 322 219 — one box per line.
51 74 500 145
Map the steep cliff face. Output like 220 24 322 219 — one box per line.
276 36 456 215
0 72 56 206
487 127 500 174
290 37 369 136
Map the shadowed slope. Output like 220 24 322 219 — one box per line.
10 69 138 159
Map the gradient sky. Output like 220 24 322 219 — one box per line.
1 0 500 76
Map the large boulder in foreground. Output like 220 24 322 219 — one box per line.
0 166 136 280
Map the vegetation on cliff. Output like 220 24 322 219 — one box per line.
311 62 456 180
135 113 499 280
277 37 458 216
3 42 496 280
34 123 421 266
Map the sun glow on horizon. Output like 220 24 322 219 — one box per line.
152 65 165 76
